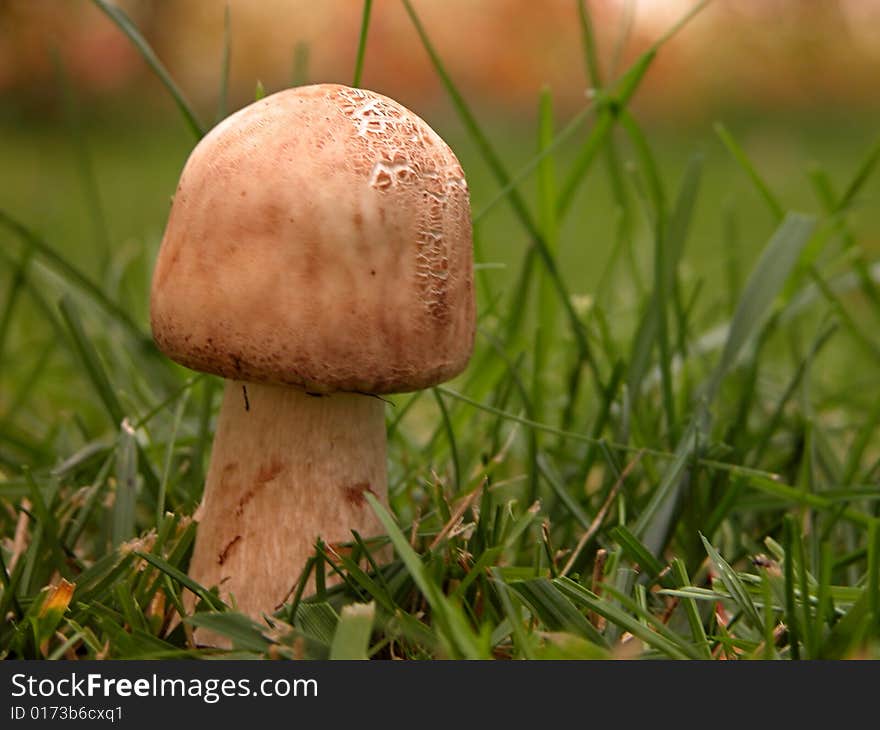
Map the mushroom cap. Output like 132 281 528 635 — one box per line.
150 84 475 394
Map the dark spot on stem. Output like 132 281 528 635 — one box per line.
242 385 250 411
343 482 376 508
218 535 242 565
219 462 238 490
236 457 285 516
256 458 284 484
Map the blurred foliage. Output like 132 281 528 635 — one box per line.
3 0 880 121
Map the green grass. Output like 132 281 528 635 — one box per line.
2 0 880 659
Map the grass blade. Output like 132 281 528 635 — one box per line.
492 572 535 659
868 521 880 633
401 0 533 234
53 52 111 266
576 0 603 87
329 602 376 660
609 525 672 587
366 493 485 659
510 577 605 646
136 551 225 612
432 388 461 493
837 134 880 213
671 558 711 658
351 0 373 87
0 211 150 345
0 247 32 372
187 613 271 653
714 122 784 221
555 577 700 659
700 533 761 630
534 86 560 429
58 295 124 426
92 0 205 139
291 42 310 87
707 213 816 399
112 421 138 548
216 3 232 122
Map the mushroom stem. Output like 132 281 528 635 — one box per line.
188 380 387 631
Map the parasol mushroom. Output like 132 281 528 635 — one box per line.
150 84 474 635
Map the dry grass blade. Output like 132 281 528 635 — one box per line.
561 450 645 577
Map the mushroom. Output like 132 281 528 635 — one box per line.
150 84 474 634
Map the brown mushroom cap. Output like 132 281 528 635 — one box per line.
151 84 474 394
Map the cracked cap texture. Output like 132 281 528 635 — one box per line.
151 84 475 394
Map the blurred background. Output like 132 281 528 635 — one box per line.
1 0 879 433
5 0 880 116
3 0 879 262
